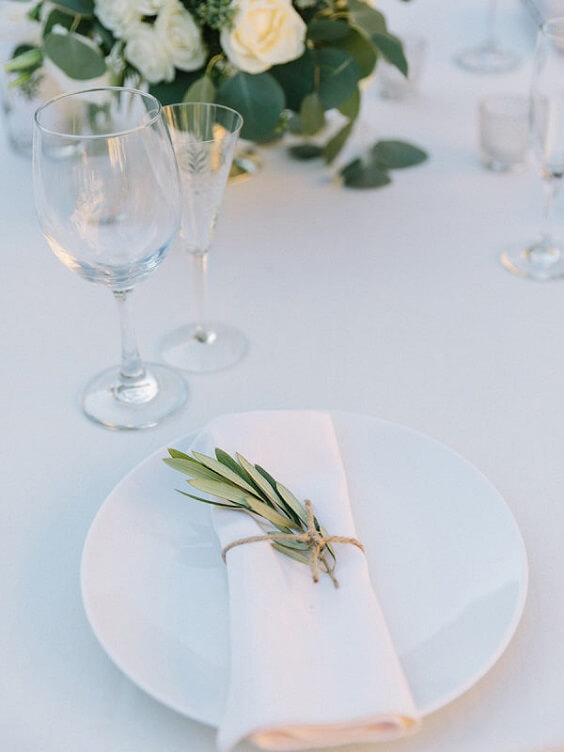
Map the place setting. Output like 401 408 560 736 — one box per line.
3 1 561 751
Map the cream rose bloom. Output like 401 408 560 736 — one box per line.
124 22 175 83
94 0 141 39
220 0 306 74
156 0 207 72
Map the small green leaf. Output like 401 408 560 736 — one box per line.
270 50 315 112
276 483 308 524
44 31 106 80
188 478 251 507
316 48 360 111
331 29 377 79
323 121 353 164
216 71 285 142
299 92 325 136
191 452 257 494
176 489 236 508
348 0 387 35
184 75 216 103
4 47 42 73
163 457 223 483
308 19 350 42
52 0 95 17
236 453 288 512
371 140 428 168
242 496 299 531
271 542 311 565
341 157 391 189
338 88 360 120
149 70 202 105
288 143 323 160
372 32 408 77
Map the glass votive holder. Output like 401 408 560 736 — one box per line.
376 34 427 100
478 93 530 172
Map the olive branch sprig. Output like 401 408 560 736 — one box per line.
163 447 339 583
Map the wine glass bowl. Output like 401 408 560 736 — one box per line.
33 87 187 429
160 102 245 373
501 18 564 280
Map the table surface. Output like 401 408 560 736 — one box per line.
2 2 564 751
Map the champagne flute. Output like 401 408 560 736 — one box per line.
501 18 564 280
33 87 187 429
455 0 520 73
160 102 245 373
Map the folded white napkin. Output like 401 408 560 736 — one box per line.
190 410 419 752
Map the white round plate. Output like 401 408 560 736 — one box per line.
80 413 528 725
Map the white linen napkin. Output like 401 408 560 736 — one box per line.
189 410 419 752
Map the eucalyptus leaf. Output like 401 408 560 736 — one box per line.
149 70 202 105
299 92 325 136
341 157 391 188
371 140 428 168
338 88 360 120
330 28 377 79
216 71 285 142
52 0 95 17
270 50 315 112
372 32 408 77
184 75 216 103
323 120 353 164
348 0 387 35
316 48 359 111
308 19 350 42
288 143 323 160
44 31 106 80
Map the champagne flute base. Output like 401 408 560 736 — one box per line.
454 46 520 73
161 322 247 373
82 363 187 430
501 241 564 280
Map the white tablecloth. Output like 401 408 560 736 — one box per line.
2 1 563 750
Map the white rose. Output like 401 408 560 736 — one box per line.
124 22 175 83
138 0 168 14
156 0 206 72
94 0 141 39
220 0 306 74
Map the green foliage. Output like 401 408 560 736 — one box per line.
51 0 95 17
44 32 106 79
316 48 359 110
216 71 285 142
149 70 203 105
270 50 315 113
164 447 339 583
299 92 325 136
183 74 216 103
372 32 409 77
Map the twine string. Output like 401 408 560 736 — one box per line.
221 500 364 588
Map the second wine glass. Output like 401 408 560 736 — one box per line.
161 102 245 372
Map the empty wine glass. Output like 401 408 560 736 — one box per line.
501 18 564 280
455 0 520 73
160 102 245 373
33 87 187 429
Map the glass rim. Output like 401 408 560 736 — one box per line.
540 16 564 38
162 101 244 133
34 86 162 140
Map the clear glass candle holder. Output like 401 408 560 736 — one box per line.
478 93 530 172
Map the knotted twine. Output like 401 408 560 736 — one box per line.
221 499 365 588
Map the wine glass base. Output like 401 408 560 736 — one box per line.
161 322 247 373
82 363 188 430
501 243 564 281
454 46 520 73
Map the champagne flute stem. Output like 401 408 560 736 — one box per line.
114 289 145 380
193 252 211 343
484 0 500 51
540 175 559 245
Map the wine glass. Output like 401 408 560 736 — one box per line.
160 102 245 373
33 87 187 429
455 0 520 73
501 18 564 280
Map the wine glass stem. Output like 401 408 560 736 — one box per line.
114 289 145 380
193 252 209 341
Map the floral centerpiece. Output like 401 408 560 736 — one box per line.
4 0 426 186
